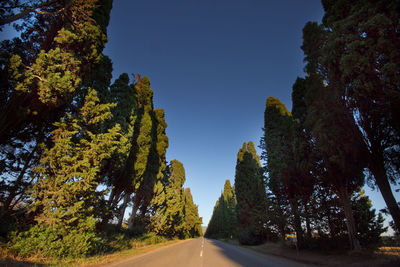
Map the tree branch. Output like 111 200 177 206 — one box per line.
0 0 60 26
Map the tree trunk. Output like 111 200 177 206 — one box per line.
339 191 361 251
128 204 139 231
2 144 37 214
303 200 312 239
326 208 336 240
370 158 400 233
290 199 304 248
117 193 130 228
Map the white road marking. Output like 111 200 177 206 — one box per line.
200 237 204 257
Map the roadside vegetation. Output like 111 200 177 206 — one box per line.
0 0 202 263
0 229 184 266
205 0 400 263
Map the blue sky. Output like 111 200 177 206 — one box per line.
102 0 399 230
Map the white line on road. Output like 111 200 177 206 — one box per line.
200 238 204 257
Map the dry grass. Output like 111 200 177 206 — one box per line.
0 239 184 267
376 246 400 256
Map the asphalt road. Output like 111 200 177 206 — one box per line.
107 238 311 267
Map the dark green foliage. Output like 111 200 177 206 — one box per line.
126 76 168 233
263 96 315 247
0 0 114 236
0 0 205 261
307 0 400 232
235 142 267 245
205 180 237 239
352 191 387 248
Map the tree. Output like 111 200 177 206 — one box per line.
263 96 315 248
304 76 366 251
127 76 168 233
352 190 387 248
235 142 267 245
99 73 137 227
0 0 113 233
183 188 203 238
320 0 400 233
149 160 186 238
205 180 237 239
296 19 371 250
30 88 120 243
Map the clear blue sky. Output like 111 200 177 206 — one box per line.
103 0 398 231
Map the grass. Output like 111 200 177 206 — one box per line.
0 236 185 266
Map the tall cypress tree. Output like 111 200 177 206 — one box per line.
234 142 267 245
263 96 311 247
205 180 237 239
150 160 186 237
183 188 203 238
0 0 114 231
319 0 400 233
127 76 166 232
31 88 120 243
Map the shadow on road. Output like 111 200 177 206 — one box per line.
206 239 297 267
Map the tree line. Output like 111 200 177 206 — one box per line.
206 0 399 251
0 0 202 258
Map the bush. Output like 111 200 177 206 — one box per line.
109 233 132 251
9 225 107 258
237 227 265 246
138 232 167 245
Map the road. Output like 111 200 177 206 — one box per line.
107 238 311 267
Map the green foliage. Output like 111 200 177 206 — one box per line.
0 0 201 260
9 225 106 258
205 180 237 239
150 161 201 239
109 233 132 251
352 191 387 248
150 160 186 237
183 188 203 238
235 142 267 245
303 0 400 233
263 96 315 247
137 232 167 245
0 0 114 236
32 88 120 230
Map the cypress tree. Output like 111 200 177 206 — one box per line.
183 188 203 238
205 180 237 239
263 97 308 247
234 142 267 245
0 0 114 231
320 0 400 233
100 73 137 227
127 76 164 232
150 160 186 238
29 88 120 255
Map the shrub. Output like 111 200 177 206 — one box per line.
9 225 107 258
237 227 265 246
138 232 167 245
109 233 132 251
